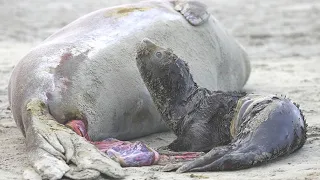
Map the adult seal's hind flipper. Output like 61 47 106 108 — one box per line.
136 39 307 172
172 1 210 26
22 99 124 179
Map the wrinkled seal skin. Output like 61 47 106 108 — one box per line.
136 39 307 172
8 0 250 179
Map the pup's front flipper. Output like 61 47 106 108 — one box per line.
22 99 124 180
173 1 210 26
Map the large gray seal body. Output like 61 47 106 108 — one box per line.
9 0 250 141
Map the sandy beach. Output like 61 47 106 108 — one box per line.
0 0 319 179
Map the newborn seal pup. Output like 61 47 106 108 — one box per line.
136 39 307 172
8 1 250 179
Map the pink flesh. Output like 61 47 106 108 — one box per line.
66 120 203 167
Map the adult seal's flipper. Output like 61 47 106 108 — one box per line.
22 99 124 179
173 1 210 26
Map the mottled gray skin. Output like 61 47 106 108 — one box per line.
136 39 307 172
8 1 251 179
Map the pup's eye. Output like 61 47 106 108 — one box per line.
155 52 162 58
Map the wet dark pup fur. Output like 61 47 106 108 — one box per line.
136 39 307 172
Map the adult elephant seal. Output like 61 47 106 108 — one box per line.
8 0 250 179
136 39 307 173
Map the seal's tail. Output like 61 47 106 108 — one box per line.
177 99 307 172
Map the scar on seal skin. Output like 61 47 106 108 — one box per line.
104 7 150 18
136 39 307 172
